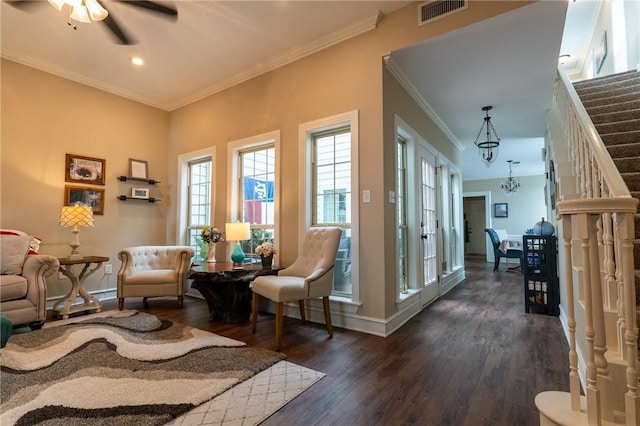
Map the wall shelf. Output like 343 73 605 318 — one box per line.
118 176 160 185
117 196 160 202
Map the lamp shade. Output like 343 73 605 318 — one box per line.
225 222 250 241
59 205 94 229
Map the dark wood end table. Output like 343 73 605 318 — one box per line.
189 262 279 323
54 256 108 319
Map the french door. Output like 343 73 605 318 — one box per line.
419 145 438 306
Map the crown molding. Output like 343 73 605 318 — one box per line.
3 11 385 112
1 51 167 110
383 54 465 152
170 11 386 111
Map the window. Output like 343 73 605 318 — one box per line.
238 146 276 259
312 127 352 295
186 158 212 260
301 111 358 300
397 137 408 294
228 131 280 265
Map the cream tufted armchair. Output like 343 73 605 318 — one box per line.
251 227 342 351
117 246 194 310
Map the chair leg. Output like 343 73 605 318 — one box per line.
275 302 284 351
177 296 184 308
118 298 124 310
323 296 333 337
251 292 259 333
299 300 306 323
143 297 149 308
493 256 500 272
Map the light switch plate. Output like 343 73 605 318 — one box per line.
363 189 371 203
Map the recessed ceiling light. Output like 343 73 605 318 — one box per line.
130 56 144 66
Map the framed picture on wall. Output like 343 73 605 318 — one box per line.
65 154 105 185
64 185 105 215
129 159 148 180
594 31 607 74
494 203 508 218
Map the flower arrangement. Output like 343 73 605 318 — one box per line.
255 241 277 257
201 226 225 244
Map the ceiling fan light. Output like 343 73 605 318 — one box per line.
85 0 108 21
70 5 91 23
47 0 66 12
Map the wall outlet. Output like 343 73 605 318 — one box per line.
105 264 113 274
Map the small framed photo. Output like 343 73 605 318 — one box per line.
494 203 508 218
65 154 105 185
129 159 148 180
64 185 105 215
131 187 150 199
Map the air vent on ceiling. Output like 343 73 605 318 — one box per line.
418 0 467 26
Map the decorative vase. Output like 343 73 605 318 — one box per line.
532 217 555 236
261 254 273 269
199 241 208 261
206 242 216 263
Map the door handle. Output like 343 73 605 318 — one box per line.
421 234 428 240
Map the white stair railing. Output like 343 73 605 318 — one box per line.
535 68 639 425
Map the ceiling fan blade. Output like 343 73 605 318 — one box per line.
102 14 134 45
4 0 43 11
119 1 177 19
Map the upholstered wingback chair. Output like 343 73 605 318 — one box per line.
251 227 342 351
117 246 194 310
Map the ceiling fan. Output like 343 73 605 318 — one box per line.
6 0 178 45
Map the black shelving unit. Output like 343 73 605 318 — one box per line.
118 176 161 203
523 235 559 316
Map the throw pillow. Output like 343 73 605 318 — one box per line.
0 229 41 255
0 235 33 275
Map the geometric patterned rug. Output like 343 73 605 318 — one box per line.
168 361 324 425
1 310 324 426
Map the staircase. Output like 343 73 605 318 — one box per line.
573 71 640 353
535 69 640 425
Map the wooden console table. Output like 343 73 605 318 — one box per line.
189 263 279 323
54 256 108 319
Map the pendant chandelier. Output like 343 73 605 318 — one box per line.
473 106 501 167
501 160 521 196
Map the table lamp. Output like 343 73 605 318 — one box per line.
59 204 94 259
225 222 250 269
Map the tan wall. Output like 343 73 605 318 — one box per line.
1 1 532 321
167 1 530 320
1 59 170 298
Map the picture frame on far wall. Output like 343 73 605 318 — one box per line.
64 185 105 215
129 159 148 180
494 203 508 218
594 31 607 74
65 154 105 185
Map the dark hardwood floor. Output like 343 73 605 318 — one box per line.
61 256 570 425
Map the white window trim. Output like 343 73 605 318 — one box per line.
299 110 359 303
176 147 216 245
226 130 281 256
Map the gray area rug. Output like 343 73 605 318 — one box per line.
0 310 287 425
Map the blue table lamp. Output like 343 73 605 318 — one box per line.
225 222 251 269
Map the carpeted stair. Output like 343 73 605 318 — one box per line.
573 70 640 355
